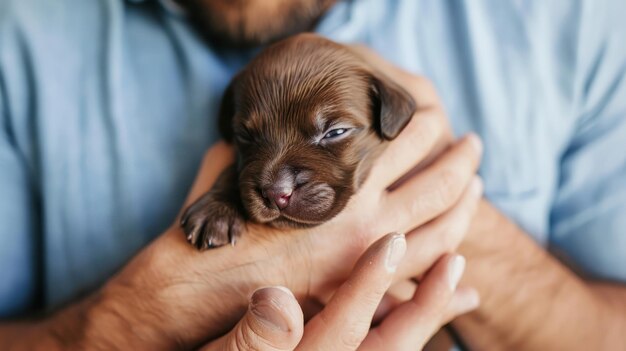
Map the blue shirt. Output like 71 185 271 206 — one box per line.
1 0 625 317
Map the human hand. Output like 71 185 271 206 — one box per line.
201 233 479 351
86 50 481 350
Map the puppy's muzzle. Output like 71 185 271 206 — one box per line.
260 166 309 211
261 186 292 210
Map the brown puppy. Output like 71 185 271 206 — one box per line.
181 34 416 249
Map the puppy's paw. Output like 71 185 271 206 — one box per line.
180 194 244 250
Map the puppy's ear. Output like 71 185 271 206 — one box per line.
218 75 239 143
370 72 416 140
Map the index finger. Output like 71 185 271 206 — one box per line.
364 106 447 192
297 233 406 350
351 45 454 192
361 255 473 351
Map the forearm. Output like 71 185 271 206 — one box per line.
589 282 626 345
0 229 228 351
0 294 100 351
0 225 313 351
0 263 210 350
454 201 626 350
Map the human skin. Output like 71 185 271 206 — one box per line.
201 234 477 351
0 50 483 350
452 201 626 350
176 0 626 345
351 47 626 350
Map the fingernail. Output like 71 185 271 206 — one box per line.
447 255 466 290
471 176 483 197
467 133 483 155
385 233 407 272
250 287 291 332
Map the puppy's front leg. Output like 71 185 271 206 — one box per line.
180 165 245 250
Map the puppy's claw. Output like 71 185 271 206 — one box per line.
180 191 244 250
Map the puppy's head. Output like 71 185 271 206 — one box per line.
220 34 416 226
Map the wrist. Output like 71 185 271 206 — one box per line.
0 320 66 351
456 200 548 347
5 294 104 351
81 226 250 349
461 200 505 253
459 201 515 305
457 200 608 350
81 268 187 350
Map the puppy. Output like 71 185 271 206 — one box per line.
181 34 416 249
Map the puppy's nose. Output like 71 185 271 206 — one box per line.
263 187 292 210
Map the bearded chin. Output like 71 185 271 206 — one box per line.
180 0 334 48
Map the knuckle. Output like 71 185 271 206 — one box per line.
406 74 424 89
403 79 423 100
234 320 292 351
234 326 258 351
416 76 435 92
437 168 462 201
409 76 438 101
420 79 441 103
413 74 435 91
437 199 474 250
459 137 481 164
421 180 459 216
404 196 425 223
406 113 434 143
340 323 369 350
440 217 464 250
438 167 457 188
361 286 388 306
426 190 450 216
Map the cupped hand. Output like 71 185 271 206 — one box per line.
201 233 479 351
94 49 482 350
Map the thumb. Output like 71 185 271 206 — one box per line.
201 286 304 351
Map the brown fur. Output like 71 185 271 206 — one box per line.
181 34 416 249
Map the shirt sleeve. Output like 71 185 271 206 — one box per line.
0 15 39 317
549 0 626 282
